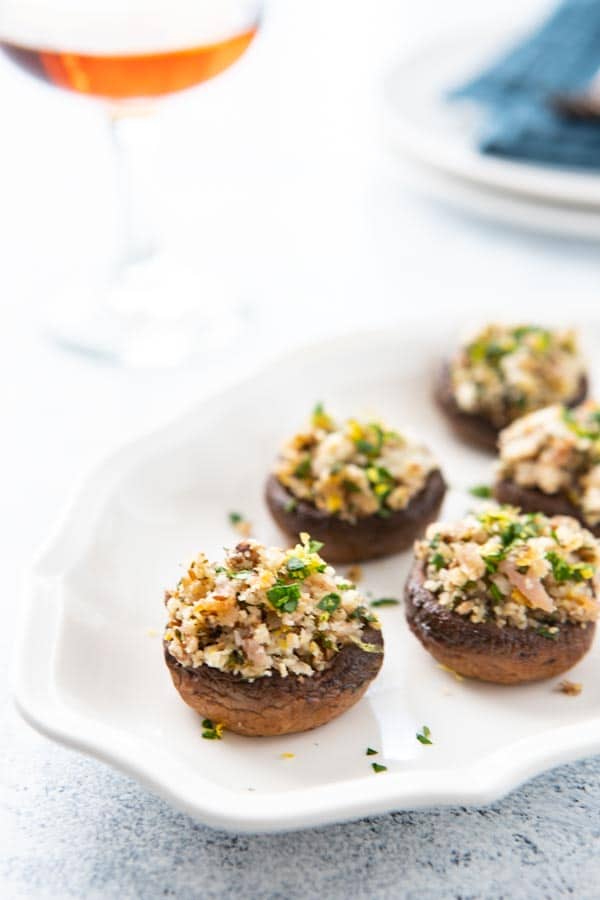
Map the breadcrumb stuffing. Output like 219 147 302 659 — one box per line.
498 402 600 526
415 505 600 631
556 680 583 696
450 324 583 427
273 405 439 522
164 534 380 680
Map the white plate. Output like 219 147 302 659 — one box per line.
15 326 600 833
384 25 600 211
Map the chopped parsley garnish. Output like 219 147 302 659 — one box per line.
286 556 307 573
469 484 492 498
228 569 254 580
366 747 378 756
371 762 387 773
370 597 400 607
267 581 301 612
284 498 298 513
431 552 446 571
318 592 341 613
546 551 593 583
349 605 376 623
489 582 504 604
355 438 377 456
416 725 433 746
482 551 505 573
311 402 334 430
228 648 245 667
228 512 243 525
536 625 559 641
307 538 324 554
561 406 600 440
202 719 224 740
294 457 312 479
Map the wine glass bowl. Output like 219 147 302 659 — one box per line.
0 0 263 365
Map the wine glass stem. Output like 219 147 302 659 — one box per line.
108 108 159 279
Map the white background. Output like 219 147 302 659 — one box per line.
2 0 600 888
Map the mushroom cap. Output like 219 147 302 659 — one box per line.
265 469 446 564
494 478 600 538
434 363 588 453
164 625 384 736
404 558 595 684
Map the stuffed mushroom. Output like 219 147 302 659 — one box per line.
266 405 446 563
164 534 383 736
435 324 587 451
495 402 600 536
405 506 599 684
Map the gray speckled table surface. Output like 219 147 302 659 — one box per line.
4 694 600 899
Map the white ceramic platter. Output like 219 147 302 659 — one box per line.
384 25 600 211
15 326 600 832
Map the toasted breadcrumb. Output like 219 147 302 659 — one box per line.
274 406 439 522
498 402 600 527
451 323 582 426
346 565 363 584
164 535 379 680
416 506 600 632
556 680 582 696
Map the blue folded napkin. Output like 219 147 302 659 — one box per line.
451 0 600 169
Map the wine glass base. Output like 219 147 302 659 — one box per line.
45 259 250 368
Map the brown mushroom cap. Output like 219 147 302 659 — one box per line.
434 363 588 453
265 469 447 564
494 478 600 538
164 626 384 736
404 559 595 684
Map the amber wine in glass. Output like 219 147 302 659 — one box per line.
0 0 262 365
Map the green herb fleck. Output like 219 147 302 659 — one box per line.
318 592 341 613
267 581 301 612
294 457 312 479
537 625 560 641
431 552 446 571
284 498 298 513
228 569 253 580
371 762 387 773
366 747 378 756
307 538 324 554
416 725 433 746
489 582 504 604
201 718 224 740
228 512 243 525
469 484 492 498
370 597 400 608
482 550 506 574
355 438 376 456
546 551 593 583
349 605 377 623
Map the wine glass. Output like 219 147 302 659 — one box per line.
0 0 263 366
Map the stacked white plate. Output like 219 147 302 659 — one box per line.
383 26 600 240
